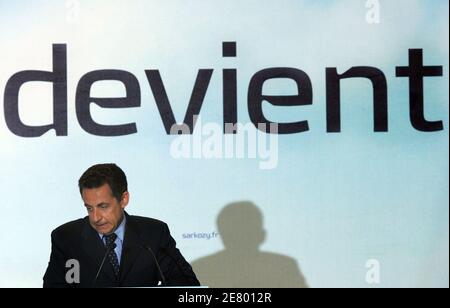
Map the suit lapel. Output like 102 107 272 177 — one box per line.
119 213 143 283
81 218 116 282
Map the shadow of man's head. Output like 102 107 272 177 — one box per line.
218 201 265 251
192 201 308 288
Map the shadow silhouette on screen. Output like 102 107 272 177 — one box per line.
191 201 308 288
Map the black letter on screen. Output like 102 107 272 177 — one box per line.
4 44 67 137
248 67 313 134
326 67 388 133
396 49 444 132
145 70 213 135
75 70 141 136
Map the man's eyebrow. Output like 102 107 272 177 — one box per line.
84 202 109 207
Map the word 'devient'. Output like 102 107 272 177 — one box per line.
2 42 445 137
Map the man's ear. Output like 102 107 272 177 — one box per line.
121 191 129 208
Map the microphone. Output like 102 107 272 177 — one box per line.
141 245 166 286
92 242 117 287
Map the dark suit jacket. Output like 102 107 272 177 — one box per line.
43 213 200 288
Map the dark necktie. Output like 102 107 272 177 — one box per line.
104 233 120 278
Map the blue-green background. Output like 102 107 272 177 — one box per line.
0 0 448 287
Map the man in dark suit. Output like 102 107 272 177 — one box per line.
43 163 200 288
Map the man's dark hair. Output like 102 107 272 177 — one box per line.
78 163 128 202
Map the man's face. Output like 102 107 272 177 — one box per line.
82 183 129 235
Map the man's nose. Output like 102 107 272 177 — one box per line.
92 208 102 223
